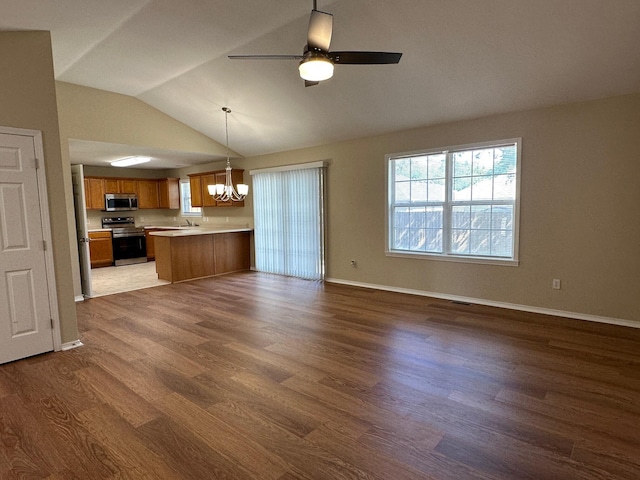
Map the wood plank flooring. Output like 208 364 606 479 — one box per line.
2 271 640 479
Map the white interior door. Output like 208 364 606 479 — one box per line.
0 131 55 364
71 164 92 298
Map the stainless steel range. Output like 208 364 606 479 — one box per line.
102 217 147 266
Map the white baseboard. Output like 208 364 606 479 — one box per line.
61 340 84 351
75 295 85 302
325 277 640 330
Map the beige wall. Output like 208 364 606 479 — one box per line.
0 32 78 343
244 93 640 324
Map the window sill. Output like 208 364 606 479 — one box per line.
386 250 519 267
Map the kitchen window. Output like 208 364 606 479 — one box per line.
387 138 521 265
180 179 201 216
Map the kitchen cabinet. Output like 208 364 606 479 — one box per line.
119 179 137 194
144 227 176 260
137 179 160 209
88 231 113 268
188 169 245 208
189 175 202 208
84 176 182 210
200 173 217 207
153 229 251 283
158 177 180 209
104 178 119 193
85 178 106 210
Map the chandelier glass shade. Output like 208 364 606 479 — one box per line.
209 107 248 202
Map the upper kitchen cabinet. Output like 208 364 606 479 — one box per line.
84 178 105 210
158 178 180 209
200 173 217 207
137 179 160 209
84 176 180 210
189 175 203 208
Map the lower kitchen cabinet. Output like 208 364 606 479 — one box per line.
89 231 113 268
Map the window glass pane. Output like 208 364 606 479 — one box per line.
394 228 410 250
428 179 445 202
472 148 494 176
410 207 426 228
410 229 426 251
453 151 472 177
495 145 517 174
491 231 513 257
425 228 443 253
451 229 470 254
470 230 491 256
452 206 470 228
180 180 201 216
425 206 443 229
470 175 493 201
410 180 427 203
453 177 471 201
394 158 411 181
491 205 513 231
394 207 410 228
428 154 446 179
395 180 411 203
493 174 516 200
411 157 429 180
470 205 491 229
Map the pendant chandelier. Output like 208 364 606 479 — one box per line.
208 107 248 202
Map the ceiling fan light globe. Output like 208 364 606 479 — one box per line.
299 57 334 82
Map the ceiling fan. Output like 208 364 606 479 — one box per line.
228 0 402 87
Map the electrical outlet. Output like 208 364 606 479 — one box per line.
139 216 145 222
350 259 357 268
552 279 561 290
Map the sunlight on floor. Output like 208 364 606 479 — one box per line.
90 261 170 297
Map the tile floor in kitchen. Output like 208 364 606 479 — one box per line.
90 261 170 297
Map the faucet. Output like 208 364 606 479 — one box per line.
185 219 192 226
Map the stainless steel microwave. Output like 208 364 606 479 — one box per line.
104 193 138 211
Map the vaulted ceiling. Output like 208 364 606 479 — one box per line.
3 0 640 167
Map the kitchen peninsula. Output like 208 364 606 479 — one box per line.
151 227 252 283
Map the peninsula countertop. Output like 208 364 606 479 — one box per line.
149 226 253 237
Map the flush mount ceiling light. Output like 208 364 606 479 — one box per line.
110 156 151 167
207 107 249 202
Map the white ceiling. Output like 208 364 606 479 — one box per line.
3 0 640 169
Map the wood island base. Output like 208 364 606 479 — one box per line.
153 230 251 283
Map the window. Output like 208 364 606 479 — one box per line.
387 139 520 264
180 179 201 216
251 162 325 280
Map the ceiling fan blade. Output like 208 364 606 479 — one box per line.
329 51 403 65
304 80 319 87
307 10 333 51
228 54 303 60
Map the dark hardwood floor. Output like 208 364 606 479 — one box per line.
2 271 640 479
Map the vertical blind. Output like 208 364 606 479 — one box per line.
251 163 325 280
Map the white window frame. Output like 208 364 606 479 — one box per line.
180 178 201 217
386 138 521 266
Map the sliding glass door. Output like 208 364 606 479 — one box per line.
251 163 325 280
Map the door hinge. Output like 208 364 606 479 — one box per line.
35 158 40 170
50 318 54 329
43 240 47 251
